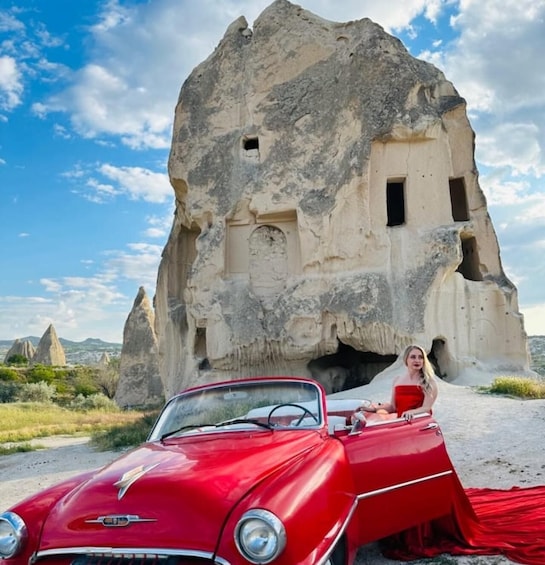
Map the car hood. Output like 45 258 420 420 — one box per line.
38 430 322 554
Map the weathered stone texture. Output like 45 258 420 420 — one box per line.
33 324 66 366
155 0 531 397
115 287 164 407
3 339 35 363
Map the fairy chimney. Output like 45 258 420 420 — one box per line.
154 0 531 397
33 324 66 366
115 287 164 407
3 339 35 363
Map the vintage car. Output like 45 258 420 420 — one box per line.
0 376 457 565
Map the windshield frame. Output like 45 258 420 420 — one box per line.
148 377 325 442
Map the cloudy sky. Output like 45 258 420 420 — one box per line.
1 0 544 343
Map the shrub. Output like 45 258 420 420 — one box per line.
68 393 119 412
0 367 19 381
488 376 545 399
91 410 160 451
0 382 21 403
6 354 29 366
27 365 56 384
18 381 57 403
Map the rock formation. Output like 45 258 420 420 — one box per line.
3 339 35 363
33 324 66 366
154 0 531 397
115 287 164 407
98 351 111 366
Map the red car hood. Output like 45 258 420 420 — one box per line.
39 430 322 554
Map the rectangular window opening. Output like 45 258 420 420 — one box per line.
449 177 469 221
386 180 405 227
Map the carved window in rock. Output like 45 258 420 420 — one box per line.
456 235 483 281
449 177 469 222
386 180 405 227
249 225 288 302
242 135 259 161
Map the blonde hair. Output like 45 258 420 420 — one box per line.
403 344 435 391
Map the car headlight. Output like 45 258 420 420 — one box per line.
234 509 286 564
0 512 27 559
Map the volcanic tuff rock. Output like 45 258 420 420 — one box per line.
115 287 164 407
3 338 35 363
154 0 532 397
33 324 66 366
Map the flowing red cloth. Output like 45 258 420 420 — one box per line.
393 384 425 416
381 385 545 563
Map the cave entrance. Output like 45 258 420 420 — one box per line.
307 341 398 393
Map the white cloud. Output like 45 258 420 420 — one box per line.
0 239 163 342
0 55 23 110
26 0 450 149
98 164 171 203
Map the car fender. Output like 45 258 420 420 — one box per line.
216 435 358 564
2 470 96 565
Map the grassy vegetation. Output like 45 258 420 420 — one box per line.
484 376 545 399
91 410 160 451
0 402 145 448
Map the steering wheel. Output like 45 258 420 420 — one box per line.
267 403 319 427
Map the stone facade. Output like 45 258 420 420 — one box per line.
154 0 531 397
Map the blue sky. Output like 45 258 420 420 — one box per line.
1 0 544 343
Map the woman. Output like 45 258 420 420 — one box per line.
361 344 438 419
367 347 545 564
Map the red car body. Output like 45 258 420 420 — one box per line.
0 377 456 565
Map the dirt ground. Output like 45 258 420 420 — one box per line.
1 380 544 564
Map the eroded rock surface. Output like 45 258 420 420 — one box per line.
33 324 66 366
155 0 531 397
115 287 164 407
3 338 35 363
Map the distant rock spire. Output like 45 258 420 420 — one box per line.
98 351 111 366
115 287 164 407
33 324 66 366
3 338 36 363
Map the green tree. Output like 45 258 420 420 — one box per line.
6 354 29 366
94 358 120 399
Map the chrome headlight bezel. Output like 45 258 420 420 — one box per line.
0 512 28 559
234 509 286 564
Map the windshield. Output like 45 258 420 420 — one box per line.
148 378 323 441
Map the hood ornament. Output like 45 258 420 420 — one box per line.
114 463 159 499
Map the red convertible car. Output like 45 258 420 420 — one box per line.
0 376 457 565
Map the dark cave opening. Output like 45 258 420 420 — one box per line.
307 341 398 393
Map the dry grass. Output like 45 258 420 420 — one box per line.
487 376 545 399
0 402 143 444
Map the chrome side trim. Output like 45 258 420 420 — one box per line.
34 547 230 565
357 469 453 500
315 498 358 565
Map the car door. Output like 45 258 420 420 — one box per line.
340 414 455 545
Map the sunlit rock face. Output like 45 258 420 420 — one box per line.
116 287 164 407
33 324 66 366
4 338 35 363
155 0 531 397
